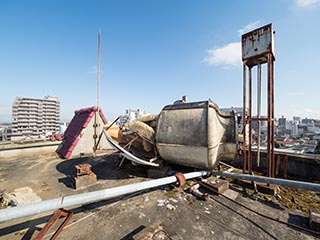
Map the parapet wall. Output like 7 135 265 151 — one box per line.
0 142 60 159
230 151 320 181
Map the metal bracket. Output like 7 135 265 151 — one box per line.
34 208 73 240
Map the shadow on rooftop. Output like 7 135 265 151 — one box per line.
55 155 149 188
288 213 320 238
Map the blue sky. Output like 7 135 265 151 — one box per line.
1 0 320 122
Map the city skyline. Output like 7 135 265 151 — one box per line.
1 1 320 123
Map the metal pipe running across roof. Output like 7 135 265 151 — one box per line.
213 171 320 192
0 171 208 223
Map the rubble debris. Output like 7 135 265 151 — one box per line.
0 187 41 208
127 121 155 143
166 203 176 210
115 114 158 159
189 184 209 201
105 133 159 167
136 114 158 128
157 199 168 207
0 192 18 207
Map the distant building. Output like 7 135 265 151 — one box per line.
293 116 300 123
118 109 147 126
0 124 12 141
11 96 60 140
301 117 314 126
291 121 299 136
278 116 286 129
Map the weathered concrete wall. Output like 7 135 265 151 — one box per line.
227 151 320 181
0 142 60 159
70 115 113 158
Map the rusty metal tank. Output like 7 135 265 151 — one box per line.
156 100 238 170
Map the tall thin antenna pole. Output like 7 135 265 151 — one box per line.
94 30 101 151
97 30 101 111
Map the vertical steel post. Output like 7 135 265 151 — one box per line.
97 31 101 112
271 56 275 177
95 31 101 150
267 54 272 178
248 66 252 174
243 63 247 174
257 64 262 167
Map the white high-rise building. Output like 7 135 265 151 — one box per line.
11 96 60 140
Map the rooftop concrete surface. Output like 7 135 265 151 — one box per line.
0 151 319 239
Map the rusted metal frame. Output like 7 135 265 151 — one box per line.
123 135 139 149
34 208 73 240
257 63 262 167
275 154 281 177
275 154 288 178
248 66 253 174
271 58 275 178
94 113 98 150
266 53 275 178
267 54 272 178
243 62 247 174
106 116 121 131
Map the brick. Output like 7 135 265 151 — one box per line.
74 173 97 190
206 178 229 194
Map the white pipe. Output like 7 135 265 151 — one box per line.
213 171 320 192
0 171 207 223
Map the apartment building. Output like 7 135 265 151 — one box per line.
11 96 60 140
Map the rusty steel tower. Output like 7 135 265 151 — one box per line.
241 24 276 178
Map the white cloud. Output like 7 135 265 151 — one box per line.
295 0 320 8
204 21 263 68
238 21 261 36
203 42 241 67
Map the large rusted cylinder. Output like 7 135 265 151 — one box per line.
156 100 238 169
